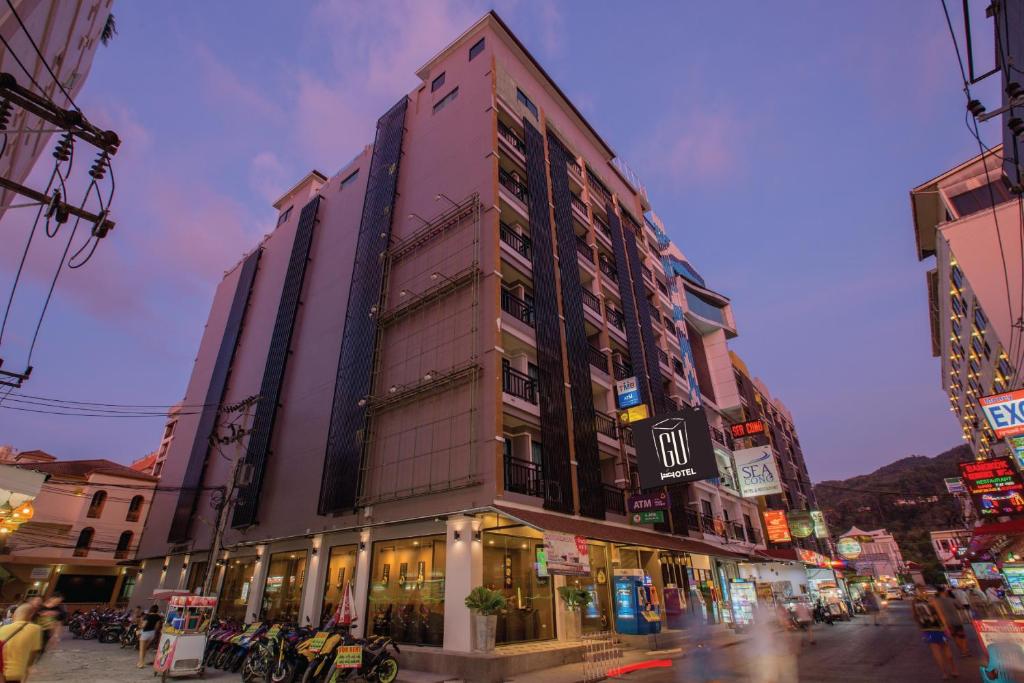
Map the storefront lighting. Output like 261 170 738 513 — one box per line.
14 502 33 521
0 502 12 519
488 539 494 545
452 530 461 541
413 541 419 546
359 542 366 551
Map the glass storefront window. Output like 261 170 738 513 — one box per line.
321 544 358 626
567 543 612 634
262 551 307 622
219 557 257 621
368 536 446 646
186 561 208 595
482 527 554 644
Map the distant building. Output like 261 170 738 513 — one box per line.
0 0 114 221
841 526 906 582
930 529 970 571
0 455 157 608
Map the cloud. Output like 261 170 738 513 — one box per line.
249 151 290 205
192 44 285 125
636 107 745 187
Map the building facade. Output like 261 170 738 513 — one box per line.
840 527 906 584
134 12 823 658
910 146 1023 460
930 529 970 572
0 0 113 220
0 451 156 608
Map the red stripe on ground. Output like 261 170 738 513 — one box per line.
606 659 673 677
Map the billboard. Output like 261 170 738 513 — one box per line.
786 510 814 539
763 510 791 543
979 389 1024 439
733 446 783 497
810 510 829 539
544 532 590 576
837 537 863 560
960 457 1024 517
633 407 719 490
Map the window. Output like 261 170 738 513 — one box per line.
74 527 94 557
482 527 554 644
219 557 257 621
516 88 538 118
974 306 988 331
87 490 107 518
276 206 293 226
984 340 992 359
321 544 358 628
115 531 133 559
700 499 713 517
430 72 445 92
530 440 543 465
469 37 485 61
340 169 359 189
951 265 964 292
262 551 308 622
368 535 446 645
126 495 144 522
432 87 459 114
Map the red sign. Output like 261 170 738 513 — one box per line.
763 510 791 543
960 457 1024 516
730 420 765 439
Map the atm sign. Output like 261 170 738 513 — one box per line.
730 420 765 439
980 390 1024 439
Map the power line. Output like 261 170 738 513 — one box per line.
0 404 201 418
1 396 189 415
0 31 46 97
5 390 226 410
4 0 79 111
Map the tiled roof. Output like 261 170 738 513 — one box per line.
14 459 157 482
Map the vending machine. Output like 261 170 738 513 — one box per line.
613 570 662 635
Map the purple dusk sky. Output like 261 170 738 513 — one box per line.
0 1 996 480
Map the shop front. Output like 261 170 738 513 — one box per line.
261 550 307 622
367 533 446 646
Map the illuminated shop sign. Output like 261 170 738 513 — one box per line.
729 420 765 440
633 407 718 490
960 457 1024 516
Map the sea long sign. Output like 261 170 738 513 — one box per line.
733 446 783 497
960 457 1024 517
633 407 718 490
979 390 1024 439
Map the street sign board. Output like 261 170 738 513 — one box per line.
729 420 765 440
628 491 670 512
632 406 718 490
630 510 665 525
837 537 862 559
810 510 829 539
615 376 641 409
763 510 791 543
944 477 967 494
733 446 783 497
619 404 649 424
787 510 814 538
979 389 1024 439
960 457 1024 516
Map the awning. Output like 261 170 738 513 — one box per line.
968 518 1024 556
493 505 751 560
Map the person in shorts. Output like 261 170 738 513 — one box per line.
935 587 969 656
137 604 163 668
913 587 957 680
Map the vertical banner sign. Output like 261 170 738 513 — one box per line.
733 446 783 497
810 510 829 539
763 510 792 543
960 457 1024 516
979 390 1024 438
786 510 814 539
633 407 719 490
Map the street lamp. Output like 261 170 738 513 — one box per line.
435 192 459 209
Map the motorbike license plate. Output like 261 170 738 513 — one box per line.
334 645 362 669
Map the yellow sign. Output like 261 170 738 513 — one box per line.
334 645 363 669
619 404 649 424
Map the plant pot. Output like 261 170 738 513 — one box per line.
563 609 582 641
472 613 497 652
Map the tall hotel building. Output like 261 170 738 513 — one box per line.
136 12 821 667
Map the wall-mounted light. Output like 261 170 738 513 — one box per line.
453 530 461 542
312 547 319 556
474 530 482 542
359 541 367 551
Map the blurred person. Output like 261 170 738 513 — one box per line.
744 605 798 683
0 603 44 682
951 586 971 623
986 585 1006 616
913 587 957 680
34 593 66 654
935 587 970 657
678 611 728 682
792 600 815 645
863 589 882 626
969 585 990 618
137 605 163 668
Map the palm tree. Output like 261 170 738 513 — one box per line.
100 14 117 46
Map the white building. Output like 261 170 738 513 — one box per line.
841 526 906 582
930 529 969 571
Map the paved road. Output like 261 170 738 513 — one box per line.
626 601 985 682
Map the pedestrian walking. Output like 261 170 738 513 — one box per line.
913 587 958 680
792 600 815 645
34 593 66 655
137 604 163 669
986 586 1006 616
0 603 44 683
951 586 971 623
863 589 882 626
935 587 970 657
969 585 990 618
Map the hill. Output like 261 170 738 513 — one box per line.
812 444 973 583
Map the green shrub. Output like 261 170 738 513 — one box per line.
464 586 507 616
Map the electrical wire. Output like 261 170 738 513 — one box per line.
0 404 202 418
0 31 47 96
4 0 79 111
2 391 214 410
0 395 187 415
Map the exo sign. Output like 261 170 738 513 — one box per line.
980 390 1024 439
732 446 783 497
615 376 641 409
633 407 718 490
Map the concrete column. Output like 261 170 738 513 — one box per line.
245 545 269 623
108 568 126 607
553 574 569 641
351 528 373 638
176 554 190 590
300 535 327 628
442 515 482 652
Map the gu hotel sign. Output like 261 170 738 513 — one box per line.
633 407 718 491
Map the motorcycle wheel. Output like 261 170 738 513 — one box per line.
269 660 295 683
371 657 399 683
300 658 324 683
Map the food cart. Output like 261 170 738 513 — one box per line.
152 595 217 680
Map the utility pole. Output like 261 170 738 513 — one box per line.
200 395 259 599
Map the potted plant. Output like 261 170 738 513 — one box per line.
465 586 506 652
558 586 593 640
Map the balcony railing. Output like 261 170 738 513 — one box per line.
587 171 611 204
503 365 537 403
702 514 723 537
504 454 543 497
641 265 653 281
570 193 588 216
501 288 534 326
621 427 634 447
499 168 529 204
746 526 761 545
500 222 532 261
657 348 669 366
726 521 746 542
575 236 594 264
599 259 618 283
595 217 611 239
595 411 617 438
710 426 727 446
588 345 609 373
606 308 625 331
498 120 526 155
612 360 632 380
581 289 601 314
685 509 701 533
603 484 626 515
